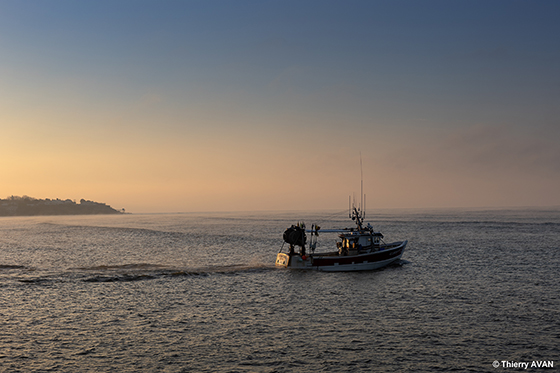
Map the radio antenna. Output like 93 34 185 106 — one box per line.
360 152 363 214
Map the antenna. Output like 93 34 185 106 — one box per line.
360 152 363 214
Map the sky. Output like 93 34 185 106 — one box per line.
1 0 559 213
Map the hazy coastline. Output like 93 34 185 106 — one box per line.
0 196 123 216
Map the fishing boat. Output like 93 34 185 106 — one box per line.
276 207 407 271
276 165 407 271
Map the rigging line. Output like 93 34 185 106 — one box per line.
313 209 352 222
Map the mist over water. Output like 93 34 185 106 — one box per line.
1 210 559 372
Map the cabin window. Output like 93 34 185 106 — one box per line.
363 237 372 245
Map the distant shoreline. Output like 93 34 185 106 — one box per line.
0 196 123 216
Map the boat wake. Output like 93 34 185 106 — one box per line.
81 263 277 282
6 262 277 285
0 265 28 270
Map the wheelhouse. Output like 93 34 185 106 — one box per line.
338 232 383 249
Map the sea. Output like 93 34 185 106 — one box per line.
0 209 558 372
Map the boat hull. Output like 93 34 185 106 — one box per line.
276 240 407 272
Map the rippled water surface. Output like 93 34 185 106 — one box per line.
1 209 559 372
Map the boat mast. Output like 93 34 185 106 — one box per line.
364 193 366 221
348 153 367 231
347 153 365 230
360 152 366 220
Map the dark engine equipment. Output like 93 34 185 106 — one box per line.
283 225 307 247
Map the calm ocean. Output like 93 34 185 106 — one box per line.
1 209 558 372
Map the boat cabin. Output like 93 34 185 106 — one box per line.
336 231 384 255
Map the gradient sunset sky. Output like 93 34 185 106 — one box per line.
2 0 559 212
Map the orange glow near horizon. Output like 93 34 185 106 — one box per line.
3 120 559 213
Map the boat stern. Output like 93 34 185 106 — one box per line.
275 253 290 268
276 253 311 269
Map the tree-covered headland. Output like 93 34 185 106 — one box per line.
0 196 124 216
